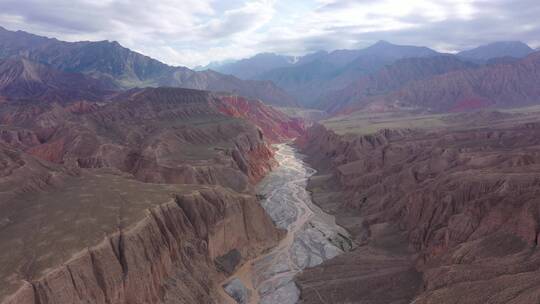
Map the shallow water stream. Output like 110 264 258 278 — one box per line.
223 144 352 304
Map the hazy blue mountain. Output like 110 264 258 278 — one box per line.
193 59 235 71
201 53 296 79
457 41 534 62
255 41 441 107
202 51 331 80
318 55 478 113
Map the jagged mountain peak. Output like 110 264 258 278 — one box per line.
0 26 297 107
360 40 438 56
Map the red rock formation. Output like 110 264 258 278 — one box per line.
450 97 492 112
216 95 305 142
0 88 292 192
26 138 67 163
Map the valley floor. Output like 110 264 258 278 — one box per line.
221 144 353 304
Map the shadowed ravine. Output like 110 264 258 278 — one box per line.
222 144 353 304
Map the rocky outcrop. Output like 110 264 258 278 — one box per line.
3 188 282 304
216 95 305 143
296 122 540 303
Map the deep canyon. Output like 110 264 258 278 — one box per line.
222 144 352 304
296 119 540 304
1 24 540 304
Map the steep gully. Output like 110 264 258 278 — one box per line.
222 144 353 304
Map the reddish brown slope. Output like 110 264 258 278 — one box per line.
1 88 279 188
341 52 540 113
215 95 305 142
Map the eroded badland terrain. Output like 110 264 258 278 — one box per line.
298 109 540 304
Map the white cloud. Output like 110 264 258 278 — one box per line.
0 0 539 67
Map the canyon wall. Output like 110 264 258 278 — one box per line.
296 123 540 303
4 188 282 304
0 87 300 303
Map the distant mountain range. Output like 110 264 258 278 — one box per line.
204 40 538 108
319 55 478 113
337 51 540 113
198 53 298 79
251 41 441 107
1 25 539 115
457 41 535 63
0 26 297 107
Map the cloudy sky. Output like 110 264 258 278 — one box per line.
1 0 539 68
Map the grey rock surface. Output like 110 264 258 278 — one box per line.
251 144 354 304
223 278 251 304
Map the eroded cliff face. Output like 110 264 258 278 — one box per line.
215 95 305 143
296 123 540 303
0 88 289 191
4 188 282 304
0 87 298 303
